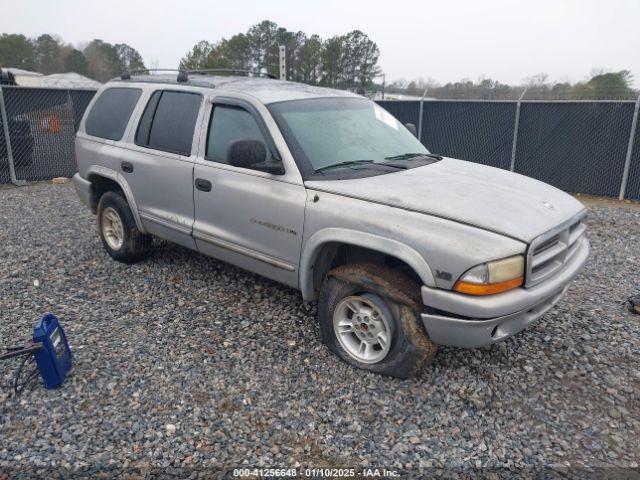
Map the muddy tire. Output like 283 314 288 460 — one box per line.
97 191 152 263
318 263 437 378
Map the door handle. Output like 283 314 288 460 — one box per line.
121 161 134 173
195 178 212 192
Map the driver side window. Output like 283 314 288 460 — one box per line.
205 105 274 166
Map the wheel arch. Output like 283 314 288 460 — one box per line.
85 165 146 233
300 228 436 301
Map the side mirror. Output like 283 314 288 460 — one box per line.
227 139 284 175
405 123 418 137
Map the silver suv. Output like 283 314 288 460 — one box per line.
73 70 589 377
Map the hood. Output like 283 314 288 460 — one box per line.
305 158 586 243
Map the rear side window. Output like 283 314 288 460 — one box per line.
135 91 161 147
206 105 273 164
85 88 141 140
135 90 201 156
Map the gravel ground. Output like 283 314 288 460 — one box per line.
1 182 639 478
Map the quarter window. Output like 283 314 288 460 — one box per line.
206 105 273 165
135 91 161 147
85 88 141 141
135 90 202 156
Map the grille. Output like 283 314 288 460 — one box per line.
525 212 587 287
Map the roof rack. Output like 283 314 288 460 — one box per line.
186 69 277 80
120 68 179 80
120 68 276 83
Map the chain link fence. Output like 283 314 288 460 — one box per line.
1 85 640 200
378 100 518 170
0 86 96 183
514 101 636 197
379 97 640 200
376 101 422 132
426 101 516 170
0 100 10 184
625 104 640 200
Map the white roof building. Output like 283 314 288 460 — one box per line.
3 67 43 86
39 73 101 90
3 68 101 89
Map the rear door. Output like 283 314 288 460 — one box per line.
122 89 204 249
78 86 142 186
192 97 306 288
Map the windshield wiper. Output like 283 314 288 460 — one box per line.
315 159 408 174
315 160 376 173
385 152 443 161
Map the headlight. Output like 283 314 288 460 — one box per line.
453 255 524 295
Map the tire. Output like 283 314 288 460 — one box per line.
318 263 437 378
96 191 152 263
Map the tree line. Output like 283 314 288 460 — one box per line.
1 29 635 100
179 20 382 93
386 70 638 100
0 33 146 82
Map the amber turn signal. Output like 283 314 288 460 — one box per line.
453 276 524 296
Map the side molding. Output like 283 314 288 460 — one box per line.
85 165 147 233
299 228 436 300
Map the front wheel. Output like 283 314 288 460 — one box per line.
318 263 437 378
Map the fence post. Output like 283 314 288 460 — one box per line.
509 87 527 172
278 46 286 81
418 88 427 143
619 93 640 200
0 85 25 185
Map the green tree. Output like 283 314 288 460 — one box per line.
214 34 252 70
247 20 279 75
34 34 63 74
227 34 253 70
64 48 88 74
115 43 146 72
84 39 122 81
574 70 635 99
297 34 323 84
550 82 572 99
180 36 253 73
178 21 383 88
320 35 345 87
0 33 36 70
179 40 214 70
341 30 381 92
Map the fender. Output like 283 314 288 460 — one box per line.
85 165 147 233
299 227 436 300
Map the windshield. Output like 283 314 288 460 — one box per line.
268 98 429 175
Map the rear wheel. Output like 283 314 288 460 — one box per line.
318 263 437 378
97 191 152 263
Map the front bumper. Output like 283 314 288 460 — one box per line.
421 236 589 347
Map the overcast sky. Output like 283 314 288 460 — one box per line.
2 0 639 86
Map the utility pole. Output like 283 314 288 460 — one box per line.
279 46 286 81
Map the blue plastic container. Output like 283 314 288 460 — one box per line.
32 313 72 389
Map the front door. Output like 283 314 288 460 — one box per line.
193 100 306 288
